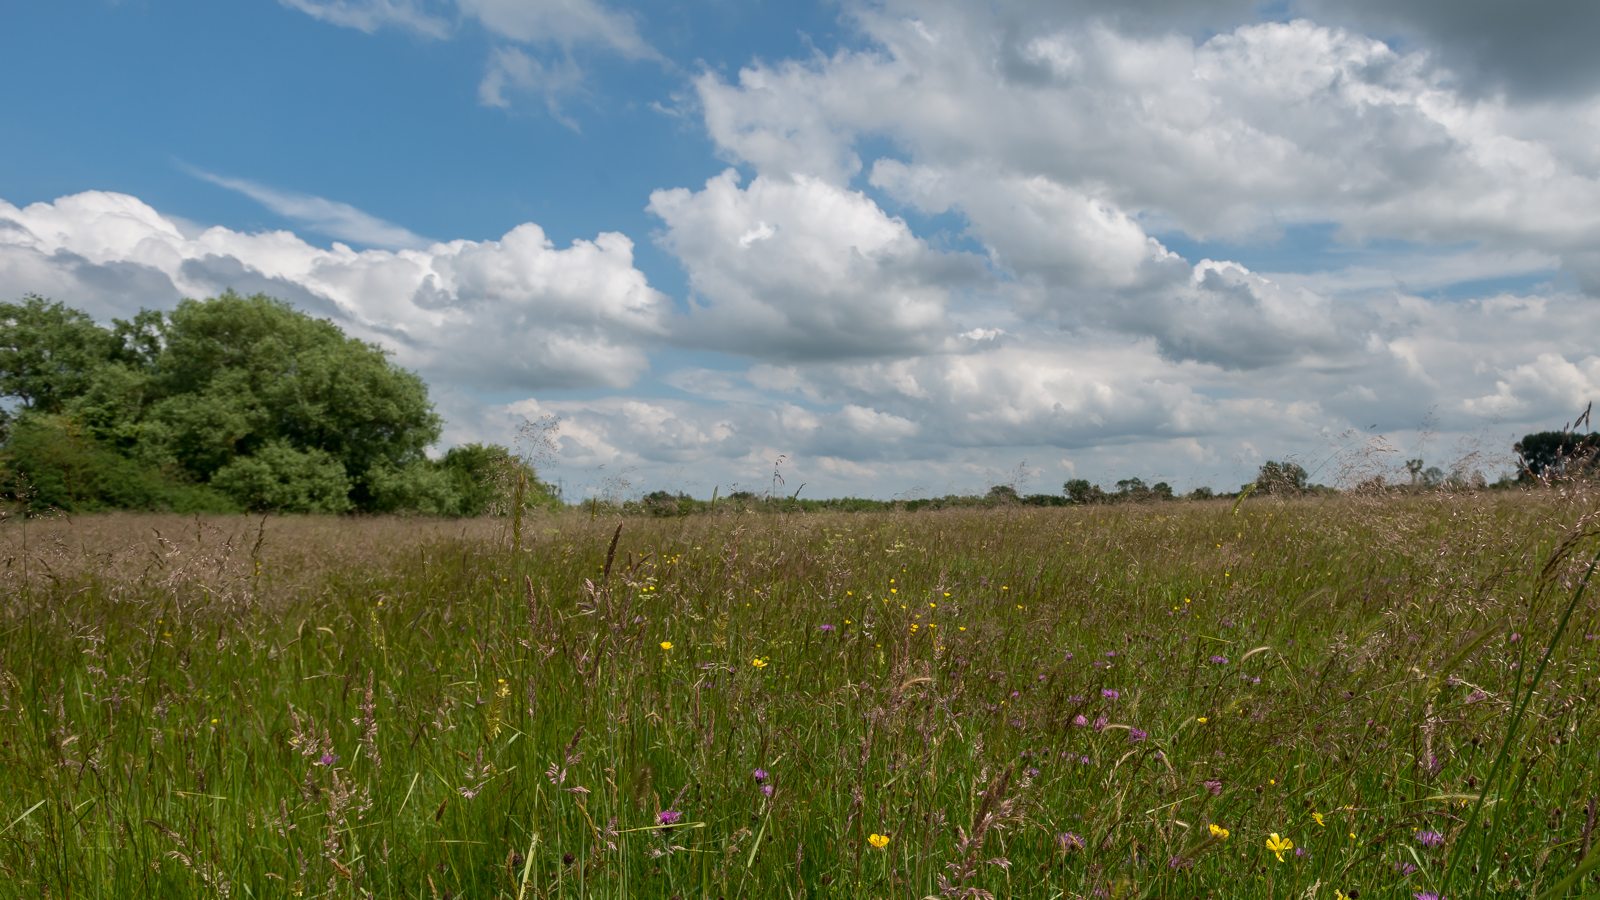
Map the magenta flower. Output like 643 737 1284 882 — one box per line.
658 809 683 826
1128 728 1147 743
1209 655 1228 664
752 768 769 783
1416 831 1444 848
1203 779 1223 796
1073 714 1089 727
1057 832 1085 852
315 752 338 767
819 624 836 632
1101 689 1120 700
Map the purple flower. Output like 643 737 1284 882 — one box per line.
1064 652 1074 661
1414 893 1442 900
315 752 338 767
1509 633 1521 643
819 624 836 632
1128 728 1148 744
1168 856 1194 869
760 784 774 798
1415 831 1444 848
1394 862 1418 876
658 809 683 826
1072 714 1089 727
1209 655 1229 665
752 768 769 783
1105 650 1117 658
1102 689 1120 700
1057 832 1085 852
1093 716 1108 733
1203 780 1223 796
1025 767 1040 777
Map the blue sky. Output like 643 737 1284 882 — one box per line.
4 0 1598 499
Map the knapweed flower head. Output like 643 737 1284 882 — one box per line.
1204 780 1223 796
658 809 683 826
1102 688 1121 700
315 752 339 767
1210 655 1229 664
1266 833 1294 862
1415 830 1444 848
1393 862 1418 876
760 784 774 798
1073 714 1090 727
1209 824 1230 840
819 624 836 632
752 768 769 783
868 833 890 849
1057 832 1085 852
1414 893 1442 900
659 641 673 650
1128 728 1148 744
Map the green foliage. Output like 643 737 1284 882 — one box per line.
0 414 238 513
1514 430 1600 479
209 440 353 513
1255 460 1310 495
1 291 447 513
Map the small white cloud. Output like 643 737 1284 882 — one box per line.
278 0 450 38
188 168 430 251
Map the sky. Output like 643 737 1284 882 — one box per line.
3 0 1599 500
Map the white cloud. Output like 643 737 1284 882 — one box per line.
189 169 430 250
647 169 980 360
278 0 451 37
0 191 669 392
457 0 653 58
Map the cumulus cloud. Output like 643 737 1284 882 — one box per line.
695 8 1600 302
0 190 669 392
648 169 981 361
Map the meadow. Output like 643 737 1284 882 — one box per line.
3 490 1600 900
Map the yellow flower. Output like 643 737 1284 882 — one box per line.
1209 824 1230 840
660 641 673 650
959 626 966 631
751 657 768 669
1312 812 1325 827
1196 717 1208 723
868 833 890 849
1265 833 1294 862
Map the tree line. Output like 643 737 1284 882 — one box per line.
0 293 544 514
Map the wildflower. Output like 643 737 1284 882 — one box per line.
1102 689 1120 700
1072 714 1089 727
868 833 890 849
1415 830 1444 848
1093 716 1108 732
1209 824 1230 840
1168 856 1194 869
316 752 339 767
658 810 683 826
1266 833 1294 862
1057 832 1085 852
820 624 836 632
1414 892 1442 900
660 641 673 650
1204 780 1223 796
1210 655 1229 664
1313 812 1325 827
760 784 774 798
1128 728 1147 743
752 768 769 783
1196 717 1207 723
751 657 768 669
1393 862 1418 876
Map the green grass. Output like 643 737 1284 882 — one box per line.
3 492 1600 899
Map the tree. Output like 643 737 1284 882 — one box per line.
1514 431 1600 480
1255 460 1309 495
1065 479 1109 505
1 291 447 513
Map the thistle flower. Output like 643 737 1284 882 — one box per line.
1204 780 1223 796
819 624 836 632
1102 688 1120 700
316 752 339 767
1266 833 1294 862
1210 655 1229 664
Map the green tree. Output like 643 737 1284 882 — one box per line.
1065 479 1109 505
1 291 446 513
1255 460 1309 495
1514 431 1600 480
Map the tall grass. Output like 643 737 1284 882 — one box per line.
3 491 1600 899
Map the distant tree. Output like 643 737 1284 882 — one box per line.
987 484 1019 503
1188 486 1215 500
1065 479 1109 505
1255 460 1309 495
1514 431 1600 480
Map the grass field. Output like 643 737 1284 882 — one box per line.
4 491 1600 900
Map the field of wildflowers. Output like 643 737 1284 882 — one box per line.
3 491 1600 899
